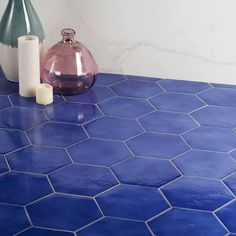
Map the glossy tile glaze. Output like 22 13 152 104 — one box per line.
0 72 236 235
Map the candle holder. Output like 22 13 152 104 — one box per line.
40 28 98 95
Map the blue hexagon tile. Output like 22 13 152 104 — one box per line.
27 194 102 231
49 164 118 196
0 68 18 95
139 111 198 134
112 158 180 187
223 173 236 195
27 123 87 147
158 79 211 94
84 117 143 141
0 203 30 236
126 74 161 82
96 185 169 221
216 200 236 233
65 86 114 104
95 73 126 86
127 133 189 159
148 208 227 236
45 102 103 124
111 80 163 98
0 107 48 130
6 146 71 174
173 150 236 179
98 97 154 118
0 172 52 205
67 139 131 167
18 228 74 236
0 95 11 110
161 177 234 211
230 150 236 161
149 93 205 113
78 217 152 236
0 157 8 174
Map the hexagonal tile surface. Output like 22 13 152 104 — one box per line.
148 208 227 236
98 97 154 118
78 217 152 236
0 95 11 110
216 200 236 233
111 80 163 98
158 79 211 94
0 203 30 236
0 69 19 95
18 228 74 236
191 106 236 128
95 73 126 86
84 117 143 141
161 177 234 211
223 173 236 195
96 185 169 221
6 146 71 174
112 158 180 187
68 139 131 167
199 88 236 107
0 107 48 130
183 126 236 152
27 194 102 231
27 123 87 147
139 111 198 134
149 93 205 113
0 157 8 174
65 86 114 104
230 150 236 160
45 102 102 124
126 133 189 159
49 164 118 196
0 172 52 205
9 93 64 109
126 74 161 82
0 129 29 154
173 150 236 178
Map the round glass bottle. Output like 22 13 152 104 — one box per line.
41 28 98 95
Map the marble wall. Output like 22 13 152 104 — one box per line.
1 0 236 84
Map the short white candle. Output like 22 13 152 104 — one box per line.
36 83 53 105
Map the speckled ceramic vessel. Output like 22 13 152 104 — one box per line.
0 0 44 82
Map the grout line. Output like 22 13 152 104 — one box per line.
75 216 105 233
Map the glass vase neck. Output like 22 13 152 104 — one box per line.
61 28 76 43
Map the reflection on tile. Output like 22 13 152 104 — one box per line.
173 150 236 178
0 172 52 205
68 139 131 167
46 102 102 124
191 106 236 128
84 117 143 141
0 203 30 236
7 146 71 174
199 88 236 107
49 164 118 196
96 73 126 86
27 194 102 231
216 200 236 233
96 185 169 220
98 97 154 118
18 228 74 236
0 129 29 154
159 79 210 93
148 208 227 236
161 177 234 211
9 93 64 109
0 107 48 130
112 158 180 187
111 80 163 98
127 133 189 159
183 126 236 152
65 86 114 104
149 93 205 113
27 123 87 147
139 111 198 134
78 217 152 236
0 95 11 110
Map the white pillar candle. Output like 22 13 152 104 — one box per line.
36 83 53 105
18 35 40 97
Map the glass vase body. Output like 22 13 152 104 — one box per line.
41 29 98 95
0 0 45 82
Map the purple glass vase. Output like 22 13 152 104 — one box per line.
41 28 98 95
